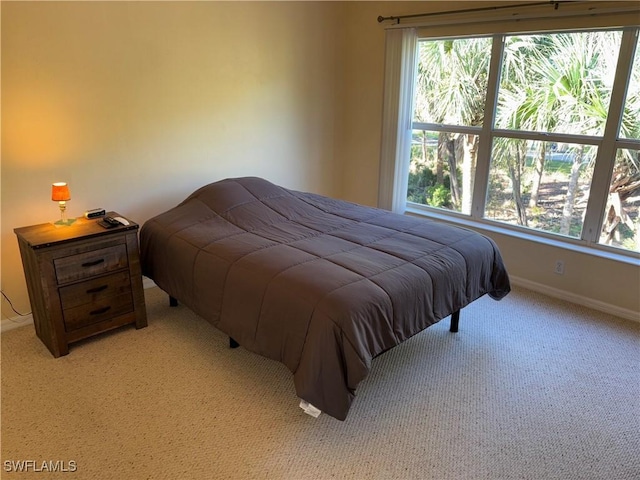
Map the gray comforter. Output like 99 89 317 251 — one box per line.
140 177 510 420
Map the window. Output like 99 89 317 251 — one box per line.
410 37 491 215
404 28 640 253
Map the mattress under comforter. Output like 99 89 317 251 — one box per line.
140 177 510 420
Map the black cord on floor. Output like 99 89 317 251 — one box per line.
1 290 32 317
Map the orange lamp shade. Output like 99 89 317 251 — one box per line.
51 182 71 202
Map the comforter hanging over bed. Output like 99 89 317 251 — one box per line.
140 177 510 420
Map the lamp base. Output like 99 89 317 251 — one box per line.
54 218 77 227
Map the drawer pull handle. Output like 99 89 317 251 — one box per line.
82 259 105 268
89 306 111 315
86 285 108 294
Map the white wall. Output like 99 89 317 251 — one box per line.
1 1 342 317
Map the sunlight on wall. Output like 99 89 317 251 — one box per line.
2 85 81 169
1 1 341 319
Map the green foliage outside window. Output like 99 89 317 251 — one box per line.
408 31 640 252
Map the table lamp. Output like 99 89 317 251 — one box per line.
52 182 76 226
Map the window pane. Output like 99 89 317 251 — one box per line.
620 37 640 140
408 129 477 215
599 149 640 251
413 37 492 126
496 31 622 137
485 139 596 238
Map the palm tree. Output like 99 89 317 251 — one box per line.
493 35 549 226
496 31 618 235
414 37 491 213
414 30 634 245
550 32 613 235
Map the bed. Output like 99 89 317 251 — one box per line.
140 177 510 420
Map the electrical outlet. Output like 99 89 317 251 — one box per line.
554 260 565 275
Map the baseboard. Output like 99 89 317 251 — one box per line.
1 314 33 333
510 275 640 323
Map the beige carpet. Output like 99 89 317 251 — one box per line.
1 285 639 480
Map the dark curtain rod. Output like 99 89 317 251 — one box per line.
377 1 572 24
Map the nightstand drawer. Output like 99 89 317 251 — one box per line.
59 271 132 310
63 292 134 331
54 244 128 284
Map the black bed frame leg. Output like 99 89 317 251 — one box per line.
229 337 240 349
450 310 460 333
169 296 178 307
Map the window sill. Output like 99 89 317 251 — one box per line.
405 203 640 267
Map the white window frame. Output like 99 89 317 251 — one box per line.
380 25 640 264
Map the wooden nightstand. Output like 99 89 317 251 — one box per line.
14 212 148 357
